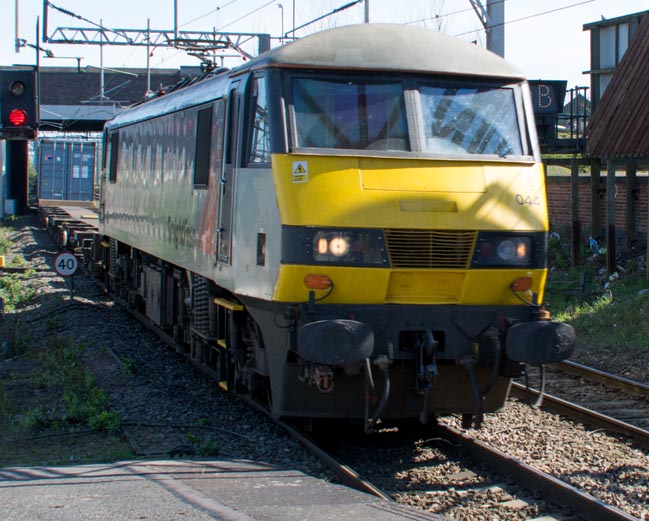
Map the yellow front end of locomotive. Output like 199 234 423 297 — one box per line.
272 154 549 306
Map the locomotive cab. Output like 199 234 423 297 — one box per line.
258 25 575 429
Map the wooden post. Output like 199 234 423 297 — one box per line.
606 160 617 275
570 157 580 266
647 173 649 280
590 158 602 239
625 162 637 248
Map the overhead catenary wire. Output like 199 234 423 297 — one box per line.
46 0 259 70
454 0 596 37
287 0 363 37
219 0 277 31
405 0 508 26
178 0 243 30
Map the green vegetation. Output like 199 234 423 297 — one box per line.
0 230 13 255
120 356 138 376
0 220 132 467
187 431 221 457
0 319 30 360
0 335 131 467
0 271 38 311
544 232 649 350
26 336 122 433
0 219 40 311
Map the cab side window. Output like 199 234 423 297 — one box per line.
247 76 271 164
194 106 213 187
108 131 119 183
210 99 226 177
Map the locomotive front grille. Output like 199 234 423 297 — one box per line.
384 229 477 269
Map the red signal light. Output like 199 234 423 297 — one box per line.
8 109 27 126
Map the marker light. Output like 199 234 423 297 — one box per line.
317 237 328 255
304 273 333 290
8 109 27 126
313 232 352 260
510 276 533 292
516 241 528 258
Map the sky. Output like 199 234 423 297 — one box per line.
3 0 648 92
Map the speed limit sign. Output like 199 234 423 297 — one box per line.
54 252 78 277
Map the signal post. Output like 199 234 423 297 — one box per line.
0 67 38 215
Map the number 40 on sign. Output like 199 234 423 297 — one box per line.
54 252 78 276
53 252 78 301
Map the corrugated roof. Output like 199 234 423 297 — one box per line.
587 13 649 160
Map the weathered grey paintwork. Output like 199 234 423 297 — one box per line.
244 23 525 79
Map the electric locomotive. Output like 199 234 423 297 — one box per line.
98 23 575 431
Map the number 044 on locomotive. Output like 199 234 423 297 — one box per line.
98 24 575 431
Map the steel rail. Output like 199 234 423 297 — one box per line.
550 360 649 399
510 383 649 450
0 266 50 273
435 423 640 521
113 288 394 502
243 397 394 502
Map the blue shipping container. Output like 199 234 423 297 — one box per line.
38 140 97 201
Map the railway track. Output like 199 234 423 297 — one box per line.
245 404 639 520
512 360 649 450
108 296 643 520
434 424 639 521
36 207 644 520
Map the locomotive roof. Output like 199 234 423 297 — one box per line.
107 24 524 129
243 23 525 79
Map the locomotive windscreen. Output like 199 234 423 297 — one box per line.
419 85 523 157
290 74 526 158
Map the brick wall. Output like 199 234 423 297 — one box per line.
546 175 649 238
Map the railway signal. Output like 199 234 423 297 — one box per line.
0 68 38 140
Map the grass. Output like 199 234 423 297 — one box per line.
0 271 39 311
0 219 132 467
0 335 131 467
28 336 122 433
544 234 649 351
0 218 41 312
547 275 649 350
0 219 14 255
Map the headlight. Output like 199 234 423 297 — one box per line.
497 239 517 260
472 233 545 268
282 226 389 266
317 234 350 257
